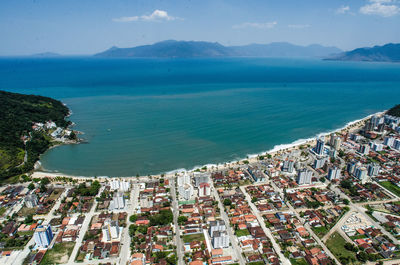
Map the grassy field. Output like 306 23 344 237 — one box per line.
312 226 328 238
40 242 75 264
326 232 358 264
379 181 400 197
290 258 308 265
235 229 250 237
0 207 6 217
182 233 205 243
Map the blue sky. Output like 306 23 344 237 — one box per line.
0 0 399 55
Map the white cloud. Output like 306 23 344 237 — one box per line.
288 24 310 29
113 10 181 22
360 0 400 17
232 21 277 29
336 5 351 14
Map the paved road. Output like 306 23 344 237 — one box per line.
212 184 246 265
331 185 400 245
67 187 103 265
170 178 184 265
321 209 355 242
119 183 139 265
239 186 291 265
286 201 342 265
14 187 70 265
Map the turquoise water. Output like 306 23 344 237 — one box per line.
1 57 400 176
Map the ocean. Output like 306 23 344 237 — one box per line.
1 57 400 176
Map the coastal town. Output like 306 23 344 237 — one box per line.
1 110 400 265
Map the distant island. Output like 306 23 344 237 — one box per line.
94 40 342 58
0 90 78 181
326 43 400 63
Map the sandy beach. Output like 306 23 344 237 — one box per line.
30 110 383 182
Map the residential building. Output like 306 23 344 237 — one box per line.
25 194 38 208
367 164 380 177
212 231 229 248
327 167 341 180
199 183 211 197
34 225 53 248
314 137 325 155
282 160 295 173
296 169 313 185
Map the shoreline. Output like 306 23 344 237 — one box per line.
31 110 384 181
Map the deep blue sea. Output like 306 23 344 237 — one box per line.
1 57 400 176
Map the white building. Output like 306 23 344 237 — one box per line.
34 225 53 248
194 172 209 187
313 157 327 169
296 169 313 185
212 231 229 248
110 179 130 192
282 160 295 173
355 167 368 182
327 167 341 181
178 184 193 201
102 219 120 242
199 183 211 197
25 194 38 208
367 164 380 177
384 136 395 147
209 220 226 235
109 192 125 211
359 144 370 155
178 173 191 186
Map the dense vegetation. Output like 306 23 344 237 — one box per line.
387 104 400 117
0 90 70 181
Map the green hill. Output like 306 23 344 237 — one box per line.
0 90 71 181
387 104 400 117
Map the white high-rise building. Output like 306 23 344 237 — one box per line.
367 164 380 177
355 167 368 182
212 231 229 248
194 172 209 187
297 169 313 185
199 183 211 196
282 160 295 173
177 173 191 186
327 167 341 180
384 136 395 147
109 192 125 211
359 144 370 155
34 225 53 248
178 184 193 201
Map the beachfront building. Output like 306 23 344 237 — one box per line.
296 169 313 185
34 225 53 248
327 167 341 181
329 133 342 150
194 172 210 187
110 179 130 192
25 194 38 208
178 173 191 186
314 137 325 156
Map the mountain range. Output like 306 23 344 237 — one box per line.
94 40 342 58
326 43 400 62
